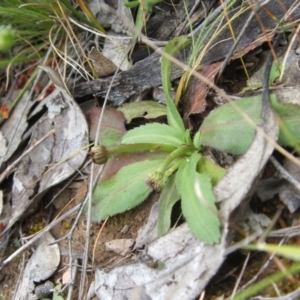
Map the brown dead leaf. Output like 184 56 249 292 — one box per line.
85 105 126 146
230 30 276 61
6 68 89 231
88 47 118 77
16 73 28 89
103 30 132 71
181 33 276 128
0 103 9 119
181 62 222 127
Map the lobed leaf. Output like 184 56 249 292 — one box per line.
197 156 226 186
121 123 185 147
176 152 221 244
117 100 166 123
91 159 163 222
199 95 263 154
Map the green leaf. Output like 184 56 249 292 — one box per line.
176 152 221 244
193 131 201 150
99 152 169 183
157 174 181 236
121 123 185 147
52 284 64 300
197 156 226 186
100 128 125 147
124 0 140 8
117 100 167 123
145 0 161 11
244 63 282 91
184 129 193 145
269 62 281 85
161 36 191 133
270 95 300 147
91 159 163 222
199 95 263 154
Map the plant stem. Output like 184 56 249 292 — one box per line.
164 157 186 178
90 143 177 165
107 143 177 156
156 145 194 175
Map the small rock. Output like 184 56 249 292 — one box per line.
105 239 135 256
120 225 129 234
35 280 54 299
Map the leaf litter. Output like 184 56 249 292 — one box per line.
5 67 89 232
1 1 300 299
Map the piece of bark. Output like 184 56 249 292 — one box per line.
145 0 216 40
72 0 300 104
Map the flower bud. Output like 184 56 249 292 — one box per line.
146 171 165 192
89 145 108 164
